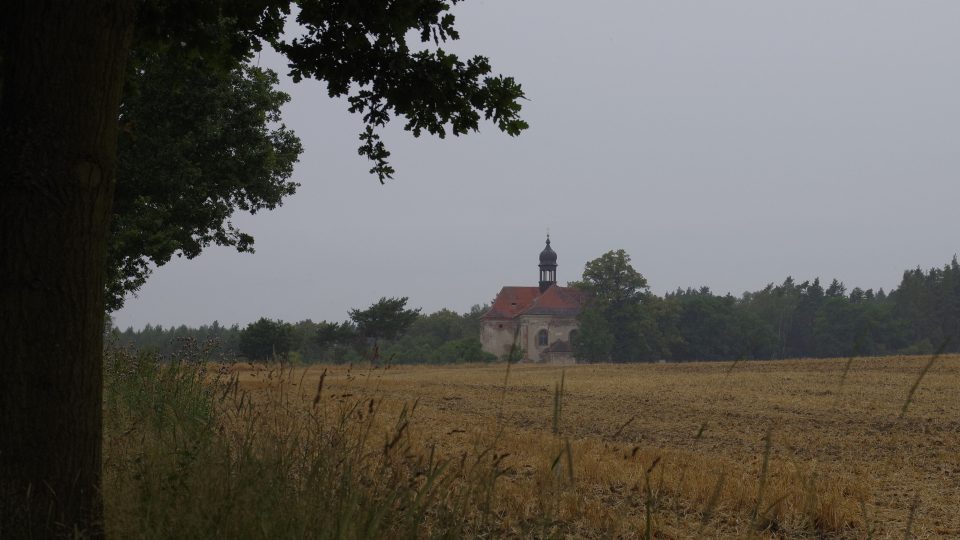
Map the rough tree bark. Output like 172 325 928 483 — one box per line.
0 1 135 536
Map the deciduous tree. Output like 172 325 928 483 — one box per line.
571 250 655 362
1 2 137 534
108 50 303 309
1 1 526 534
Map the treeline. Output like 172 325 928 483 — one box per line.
573 251 960 362
111 299 494 364
114 253 960 364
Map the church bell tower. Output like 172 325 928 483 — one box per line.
538 235 557 293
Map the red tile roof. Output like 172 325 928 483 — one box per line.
483 285 585 320
483 286 540 319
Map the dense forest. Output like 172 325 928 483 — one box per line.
112 256 960 364
571 252 960 362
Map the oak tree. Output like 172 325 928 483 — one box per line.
570 250 655 362
0 1 526 535
108 49 303 310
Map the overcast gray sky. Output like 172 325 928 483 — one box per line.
113 1 960 329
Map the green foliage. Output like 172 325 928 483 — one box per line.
133 0 528 182
380 307 492 364
114 304 492 365
574 251 960 362
572 250 655 362
572 249 649 307
315 320 357 345
432 337 496 363
572 307 613 362
349 297 422 342
104 1 527 309
111 321 241 358
309 320 359 363
239 317 295 361
114 254 960 365
279 1 528 181
108 49 302 310
666 289 755 361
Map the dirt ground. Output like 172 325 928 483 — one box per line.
235 356 959 538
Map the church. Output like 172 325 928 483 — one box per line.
480 236 586 364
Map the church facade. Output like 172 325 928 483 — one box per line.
480 236 586 364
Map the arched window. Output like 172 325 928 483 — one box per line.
537 329 549 347
569 329 579 344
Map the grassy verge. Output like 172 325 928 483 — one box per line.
102 342 513 539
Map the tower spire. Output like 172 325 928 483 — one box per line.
538 234 557 293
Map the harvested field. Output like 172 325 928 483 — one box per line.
235 356 960 538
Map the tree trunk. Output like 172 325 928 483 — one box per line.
0 1 135 536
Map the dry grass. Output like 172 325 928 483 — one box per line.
232 355 960 538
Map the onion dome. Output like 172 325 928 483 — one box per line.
539 236 557 265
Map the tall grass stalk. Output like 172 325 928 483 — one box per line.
102 343 518 538
903 494 920 540
643 456 661 540
858 497 876 540
696 472 726 536
900 338 950 419
751 427 774 527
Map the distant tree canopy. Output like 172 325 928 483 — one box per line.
114 302 493 365
572 253 960 363
571 249 649 307
113 255 960 365
239 317 295 361
570 250 660 362
380 305 494 363
349 297 421 342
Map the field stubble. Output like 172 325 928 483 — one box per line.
235 356 960 538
